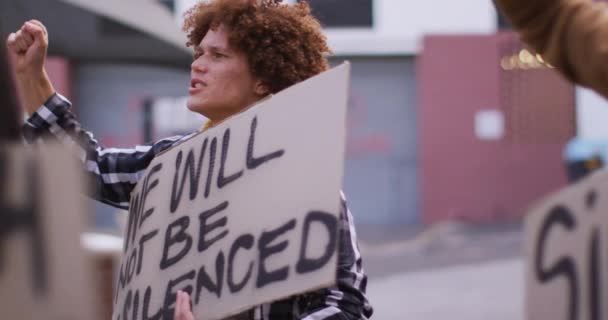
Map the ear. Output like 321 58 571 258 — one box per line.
254 80 269 97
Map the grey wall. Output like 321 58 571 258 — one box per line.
75 63 190 228
330 57 418 225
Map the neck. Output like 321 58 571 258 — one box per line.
198 95 267 131
201 119 216 132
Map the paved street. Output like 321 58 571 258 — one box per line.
367 258 523 320
358 222 525 320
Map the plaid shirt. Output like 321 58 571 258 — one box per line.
22 93 373 320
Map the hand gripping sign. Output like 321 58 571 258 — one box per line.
112 63 351 320
526 169 608 320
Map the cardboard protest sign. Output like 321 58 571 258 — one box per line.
525 169 608 320
112 63 351 320
0 144 98 320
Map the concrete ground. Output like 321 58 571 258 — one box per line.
357 221 525 320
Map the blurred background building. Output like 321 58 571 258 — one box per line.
8 0 602 232
1 0 576 228
5 0 604 319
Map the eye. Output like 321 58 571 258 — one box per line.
212 52 225 59
193 51 203 60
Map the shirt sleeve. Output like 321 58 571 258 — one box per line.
21 93 182 209
495 0 608 99
296 191 373 320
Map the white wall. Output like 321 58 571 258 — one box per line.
576 87 608 139
175 0 497 55
328 0 497 55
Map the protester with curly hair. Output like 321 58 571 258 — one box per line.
6 1 373 319
183 0 332 95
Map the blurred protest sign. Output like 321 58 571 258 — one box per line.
526 170 608 320
112 63 350 320
0 144 98 320
0 27 21 141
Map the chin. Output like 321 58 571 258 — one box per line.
186 103 196 112
187 99 203 113
187 103 213 119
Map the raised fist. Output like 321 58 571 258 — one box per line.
6 20 48 76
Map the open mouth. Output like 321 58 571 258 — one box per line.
190 79 206 89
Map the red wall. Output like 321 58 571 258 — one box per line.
45 56 72 101
418 33 574 224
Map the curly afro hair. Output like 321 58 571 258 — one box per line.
182 0 332 94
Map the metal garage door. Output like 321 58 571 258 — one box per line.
331 57 418 225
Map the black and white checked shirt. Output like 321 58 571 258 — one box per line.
22 93 373 320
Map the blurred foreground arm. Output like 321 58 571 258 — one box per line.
495 0 608 98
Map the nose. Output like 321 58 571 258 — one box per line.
191 56 208 73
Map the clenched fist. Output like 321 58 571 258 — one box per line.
6 20 48 76
5 20 54 115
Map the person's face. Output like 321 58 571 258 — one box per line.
187 25 266 121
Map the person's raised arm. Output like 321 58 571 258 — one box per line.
6 19 54 115
495 0 608 99
6 20 184 209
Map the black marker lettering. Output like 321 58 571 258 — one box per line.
296 211 338 274
586 190 597 210
117 261 128 299
205 138 217 198
126 248 137 283
228 234 254 293
132 290 140 320
589 230 601 320
137 229 159 275
122 290 133 320
198 201 229 252
160 216 193 270
256 219 296 288
586 190 601 320
126 193 141 253
141 163 162 225
170 140 208 212
143 286 162 320
196 251 225 301
246 117 285 169
535 205 578 320
217 128 243 189
126 163 162 252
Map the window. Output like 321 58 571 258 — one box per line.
158 0 175 13
304 0 373 28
